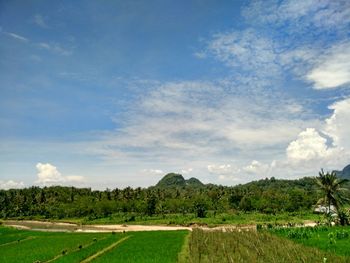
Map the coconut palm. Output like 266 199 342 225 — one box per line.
316 169 348 215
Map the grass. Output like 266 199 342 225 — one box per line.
270 225 350 258
55 211 321 227
5 211 321 227
92 230 188 263
182 228 349 263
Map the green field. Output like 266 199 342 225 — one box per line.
270 226 350 258
2 225 350 263
0 227 188 263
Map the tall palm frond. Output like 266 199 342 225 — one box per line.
315 169 349 214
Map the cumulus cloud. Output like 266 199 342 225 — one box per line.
36 163 65 184
243 160 270 175
0 180 25 190
325 98 350 149
286 128 335 163
36 163 85 186
307 43 350 89
283 96 350 173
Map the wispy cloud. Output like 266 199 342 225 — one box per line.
33 14 49 28
88 79 318 180
207 29 280 79
242 0 350 34
38 42 73 56
4 32 29 42
306 42 350 89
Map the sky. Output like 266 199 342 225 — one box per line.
1 0 350 189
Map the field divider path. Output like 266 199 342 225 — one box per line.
0 236 36 247
80 235 131 263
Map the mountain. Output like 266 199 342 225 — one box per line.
155 173 204 188
185 177 204 187
334 164 350 179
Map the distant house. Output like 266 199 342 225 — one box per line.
314 204 337 215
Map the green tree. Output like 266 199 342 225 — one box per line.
315 169 348 215
146 194 157 216
193 198 208 218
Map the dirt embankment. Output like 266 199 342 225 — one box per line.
2 220 317 233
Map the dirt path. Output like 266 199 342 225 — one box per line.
2 220 317 233
3 220 192 232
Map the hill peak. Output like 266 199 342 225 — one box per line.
155 173 204 188
333 164 350 179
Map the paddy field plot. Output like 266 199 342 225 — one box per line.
0 226 188 263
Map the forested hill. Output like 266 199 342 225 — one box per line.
155 173 204 188
334 164 350 179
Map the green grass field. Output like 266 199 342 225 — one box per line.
270 226 350 258
0 226 188 263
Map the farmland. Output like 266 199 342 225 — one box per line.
270 225 350 257
0 226 188 263
2 224 350 262
182 228 350 263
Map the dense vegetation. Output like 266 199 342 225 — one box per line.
0 226 187 263
1 171 349 223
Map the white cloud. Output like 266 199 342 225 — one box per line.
0 180 25 190
286 128 334 163
325 98 350 149
208 164 239 175
35 162 85 186
282 97 350 173
306 43 350 89
98 80 316 165
142 169 164 176
181 168 193 174
65 175 85 182
36 162 65 185
243 160 270 175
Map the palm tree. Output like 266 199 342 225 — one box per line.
316 169 348 216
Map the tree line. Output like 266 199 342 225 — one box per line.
0 176 334 220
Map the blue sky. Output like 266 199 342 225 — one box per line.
1 0 350 189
